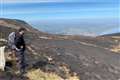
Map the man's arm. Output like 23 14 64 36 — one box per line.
14 34 22 51
21 36 26 51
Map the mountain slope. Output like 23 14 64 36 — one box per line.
0 18 120 80
101 33 120 37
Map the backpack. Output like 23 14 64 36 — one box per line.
8 32 16 49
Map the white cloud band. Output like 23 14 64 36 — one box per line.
3 0 63 3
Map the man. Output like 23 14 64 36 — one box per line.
8 28 26 75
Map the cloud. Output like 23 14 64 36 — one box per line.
3 0 63 3
3 0 118 3
62 28 97 36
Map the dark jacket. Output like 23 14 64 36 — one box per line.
14 33 26 51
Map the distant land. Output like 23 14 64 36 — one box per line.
30 19 119 37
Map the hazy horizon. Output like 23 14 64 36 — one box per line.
0 0 119 36
29 18 119 36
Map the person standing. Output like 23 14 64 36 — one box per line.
8 28 27 76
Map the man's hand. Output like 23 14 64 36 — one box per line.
20 46 24 49
15 47 21 51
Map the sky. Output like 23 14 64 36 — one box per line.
0 0 120 36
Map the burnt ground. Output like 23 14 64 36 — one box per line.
0 18 120 80
28 35 120 80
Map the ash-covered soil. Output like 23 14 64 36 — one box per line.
0 18 120 80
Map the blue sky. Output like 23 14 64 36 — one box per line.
0 0 120 36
